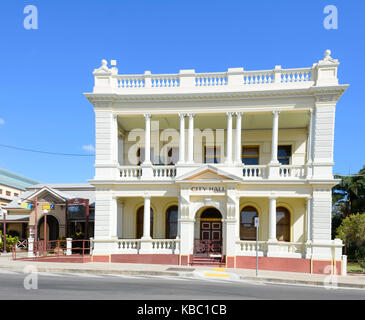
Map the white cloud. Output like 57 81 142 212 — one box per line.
0 118 4 125
82 144 95 152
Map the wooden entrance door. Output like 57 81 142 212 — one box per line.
200 220 222 241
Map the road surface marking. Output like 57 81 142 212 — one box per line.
204 273 230 278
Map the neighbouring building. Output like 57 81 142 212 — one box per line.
0 168 39 238
5 184 95 241
84 50 349 274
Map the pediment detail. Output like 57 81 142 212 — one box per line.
186 169 233 181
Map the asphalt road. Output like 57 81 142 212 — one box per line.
0 269 364 300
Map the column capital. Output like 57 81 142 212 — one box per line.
226 111 235 118
235 111 243 117
178 113 187 119
144 113 151 119
269 195 278 200
112 113 118 120
272 110 280 116
143 194 151 199
187 113 195 119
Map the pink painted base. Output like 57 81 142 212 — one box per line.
111 254 179 265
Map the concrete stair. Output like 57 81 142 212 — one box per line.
190 256 225 267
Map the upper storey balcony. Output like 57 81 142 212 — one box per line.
84 50 349 184
88 50 345 97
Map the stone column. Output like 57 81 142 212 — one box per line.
268 196 277 242
235 112 242 164
27 238 34 258
143 113 151 165
66 238 72 256
304 197 313 258
270 111 280 164
306 109 315 178
225 112 234 164
117 200 123 239
305 197 312 243
187 113 195 163
112 114 119 165
142 196 151 239
178 113 186 164
140 195 153 254
110 197 118 239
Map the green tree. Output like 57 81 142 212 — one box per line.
336 213 365 259
333 165 365 216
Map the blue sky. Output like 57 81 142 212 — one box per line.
0 0 363 183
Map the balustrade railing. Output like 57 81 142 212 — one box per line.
112 67 314 91
120 166 142 179
117 75 145 88
236 240 266 255
195 73 228 87
279 165 306 178
152 165 177 179
280 68 312 83
243 71 274 85
151 75 180 88
242 165 266 178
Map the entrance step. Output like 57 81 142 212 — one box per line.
190 256 225 267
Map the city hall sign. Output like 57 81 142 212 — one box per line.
190 186 226 193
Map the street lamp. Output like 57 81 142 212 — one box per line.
0 208 6 253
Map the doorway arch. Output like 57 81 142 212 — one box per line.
194 207 223 256
38 215 59 241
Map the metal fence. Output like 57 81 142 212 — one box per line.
12 239 93 261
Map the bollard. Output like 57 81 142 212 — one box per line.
28 238 34 258
66 238 72 256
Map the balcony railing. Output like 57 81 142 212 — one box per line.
279 165 306 179
118 164 307 181
242 165 266 179
112 67 313 91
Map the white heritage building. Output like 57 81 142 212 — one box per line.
85 50 348 274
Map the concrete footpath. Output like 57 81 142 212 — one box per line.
1 253 365 290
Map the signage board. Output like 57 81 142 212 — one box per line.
190 186 226 193
42 204 55 210
20 202 32 209
254 217 259 227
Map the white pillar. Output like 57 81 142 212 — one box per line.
178 113 186 164
305 197 312 243
187 113 195 163
306 109 314 164
142 196 151 239
112 114 118 164
268 196 277 242
270 111 280 164
226 112 233 164
27 238 34 258
110 197 118 239
235 112 242 164
66 238 72 256
117 200 123 239
143 113 151 165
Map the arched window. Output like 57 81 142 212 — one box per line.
240 206 258 240
165 205 178 239
276 206 290 242
136 206 153 239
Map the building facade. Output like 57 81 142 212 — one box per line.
0 168 39 238
85 50 348 274
5 184 95 241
